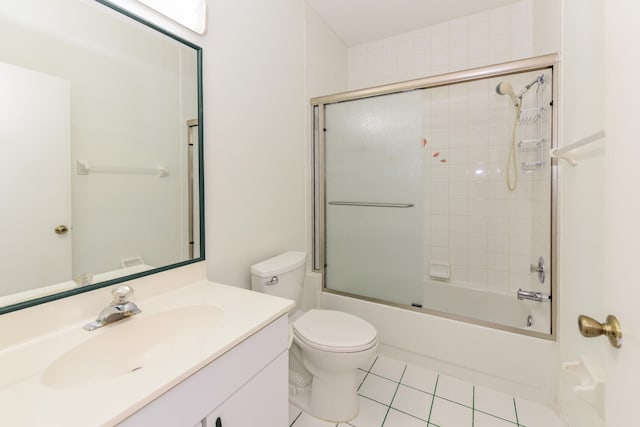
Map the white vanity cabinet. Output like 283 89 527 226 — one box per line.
119 315 289 427
201 352 287 427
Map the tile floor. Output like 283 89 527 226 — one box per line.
289 354 564 427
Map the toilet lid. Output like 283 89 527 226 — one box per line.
292 309 377 353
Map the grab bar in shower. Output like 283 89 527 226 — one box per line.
328 201 414 208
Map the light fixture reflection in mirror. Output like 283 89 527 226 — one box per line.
134 0 208 34
0 0 204 314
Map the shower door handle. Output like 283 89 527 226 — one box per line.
328 201 414 208
517 289 551 302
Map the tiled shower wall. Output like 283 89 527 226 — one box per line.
347 0 533 91
421 72 552 295
346 0 552 297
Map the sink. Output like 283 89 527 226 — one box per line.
41 305 223 389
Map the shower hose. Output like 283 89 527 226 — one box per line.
506 101 522 191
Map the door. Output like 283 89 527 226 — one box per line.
324 90 424 306
602 1 640 425
0 62 71 296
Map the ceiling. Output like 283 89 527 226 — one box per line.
306 0 521 46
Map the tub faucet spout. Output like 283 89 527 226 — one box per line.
517 288 551 303
83 285 141 331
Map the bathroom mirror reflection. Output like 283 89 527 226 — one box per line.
314 58 556 337
0 0 203 313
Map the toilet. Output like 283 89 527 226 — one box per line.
250 251 378 422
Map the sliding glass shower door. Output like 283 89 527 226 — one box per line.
316 58 557 337
324 90 424 306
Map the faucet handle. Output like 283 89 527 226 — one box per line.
111 284 134 304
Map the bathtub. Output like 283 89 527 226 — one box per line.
315 273 557 406
422 279 549 333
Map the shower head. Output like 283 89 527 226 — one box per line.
495 81 520 106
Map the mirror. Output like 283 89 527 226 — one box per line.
0 0 203 314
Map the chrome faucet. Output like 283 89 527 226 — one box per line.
83 285 141 331
517 288 551 303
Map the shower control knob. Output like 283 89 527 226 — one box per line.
530 256 546 283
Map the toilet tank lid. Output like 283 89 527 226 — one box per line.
250 251 307 277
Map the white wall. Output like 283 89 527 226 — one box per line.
204 0 306 287
303 4 348 266
304 5 348 99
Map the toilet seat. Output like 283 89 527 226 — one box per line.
292 309 377 353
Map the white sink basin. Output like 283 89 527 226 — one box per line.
42 305 223 389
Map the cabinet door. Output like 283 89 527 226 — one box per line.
206 352 288 427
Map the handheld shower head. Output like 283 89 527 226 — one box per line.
495 81 520 106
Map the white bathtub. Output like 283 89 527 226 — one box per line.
316 273 557 406
422 279 548 333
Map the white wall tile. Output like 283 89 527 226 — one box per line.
432 230 449 248
431 23 449 50
448 17 469 46
449 231 467 249
469 220 490 243
382 37 399 61
450 215 468 233
449 198 468 215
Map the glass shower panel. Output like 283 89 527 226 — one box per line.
325 90 424 306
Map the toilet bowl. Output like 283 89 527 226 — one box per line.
250 252 378 422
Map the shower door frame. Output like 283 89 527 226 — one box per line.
311 54 559 340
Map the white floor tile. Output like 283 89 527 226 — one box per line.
358 373 399 406
291 354 564 427
429 396 473 427
383 408 427 427
371 354 407 382
356 369 367 390
401 364 439 393
434 374 474 407
515 398 564 427
360 354 378 371
474 410 518 427
474 385 518 422
349 396 389 427
290 403 303 426
391 384 433 421
291 412 337 427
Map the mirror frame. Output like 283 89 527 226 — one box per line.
0 0 205 315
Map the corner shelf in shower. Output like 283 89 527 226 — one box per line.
518 106 546 125
518 138 546 171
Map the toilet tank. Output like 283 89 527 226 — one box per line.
250 251 306 307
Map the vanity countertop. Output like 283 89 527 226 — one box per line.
0 275 294 426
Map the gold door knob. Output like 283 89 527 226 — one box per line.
54 225 69 235
578 314 622 348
